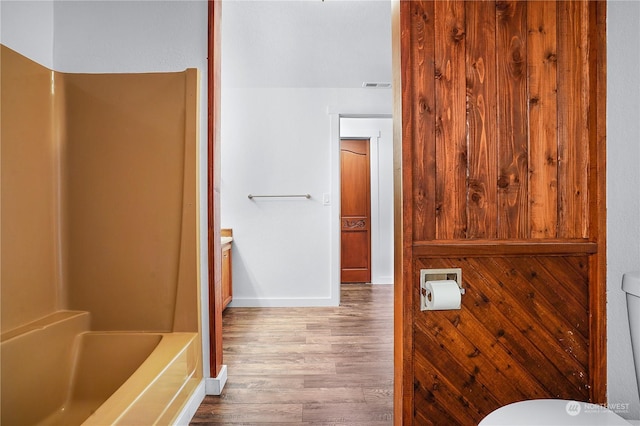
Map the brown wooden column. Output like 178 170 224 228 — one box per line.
207 0 223 379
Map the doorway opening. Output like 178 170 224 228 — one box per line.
208 0 395 387
331 116 394 298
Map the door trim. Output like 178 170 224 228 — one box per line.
207 0 223 382
329 113 392 304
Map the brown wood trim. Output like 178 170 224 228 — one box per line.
412 241 598 257
393 0 411 424
207 0 223 379
588 0 607 404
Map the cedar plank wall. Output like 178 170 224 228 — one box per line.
395 1 606 424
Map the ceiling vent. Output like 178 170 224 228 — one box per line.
362 82 392 89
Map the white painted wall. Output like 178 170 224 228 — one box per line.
340 117 394 285
607 0 640 420
220 88 391 306
0 0 212 378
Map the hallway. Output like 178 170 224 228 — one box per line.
191 284 393 425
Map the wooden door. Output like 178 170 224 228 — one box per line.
394 0 607 424
340 139 371 283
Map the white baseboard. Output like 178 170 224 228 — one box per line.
205 364 228 395
371 277 394 285
228 297 338 308
173 379 205 425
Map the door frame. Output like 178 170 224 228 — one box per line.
207 0 223 384
206 1 395 380
330 113 392 303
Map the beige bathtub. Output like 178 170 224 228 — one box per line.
0 311 200 425
1 45 203 425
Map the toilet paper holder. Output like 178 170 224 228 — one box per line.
420 268 464 311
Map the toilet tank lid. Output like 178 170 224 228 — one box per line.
622 271 640 297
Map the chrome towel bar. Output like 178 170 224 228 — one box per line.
248 194 311 200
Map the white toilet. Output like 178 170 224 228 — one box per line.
479 271 640 426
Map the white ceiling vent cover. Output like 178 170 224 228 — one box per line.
362 82 392 88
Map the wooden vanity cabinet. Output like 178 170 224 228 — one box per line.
221 229 233 310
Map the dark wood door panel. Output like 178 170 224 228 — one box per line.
341 229 371 283
412 256 590 424
341 140 370 216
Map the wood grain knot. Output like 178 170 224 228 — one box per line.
468 348 481 358
451 26 465 43
497 175 510 189
418 98 431 114
412 4 428 23
511 48 524 66
496 1 513 19
545 51 558 63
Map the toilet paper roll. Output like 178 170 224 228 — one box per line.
425 280 462 310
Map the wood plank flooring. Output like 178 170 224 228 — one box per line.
191 283 393 425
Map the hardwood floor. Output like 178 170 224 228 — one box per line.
191 283 393 425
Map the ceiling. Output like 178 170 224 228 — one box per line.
221 0 392 88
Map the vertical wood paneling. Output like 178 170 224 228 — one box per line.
557 0 590 239
465 1 498 239
397 0 607 422
434 0 467 239
527 1 558 239
410 1 436 242
496 0 529 239
407 0 594 243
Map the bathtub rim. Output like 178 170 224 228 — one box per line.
81 331 199 426
0 310 89 343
